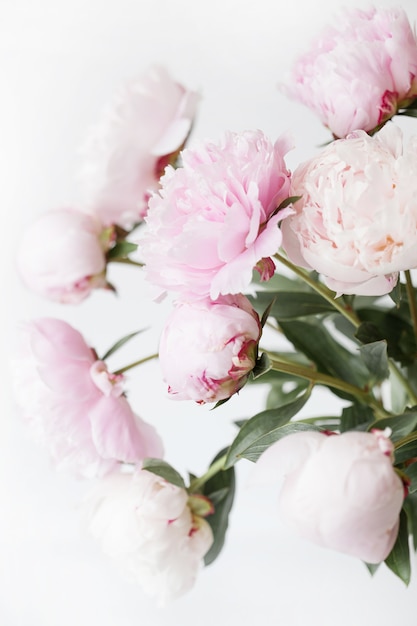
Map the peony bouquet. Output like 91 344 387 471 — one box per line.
11 5 417 605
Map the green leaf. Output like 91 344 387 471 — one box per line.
404 462 417 495
265 378 310 410
356 310 416 366
340 403 375 433
398 108 417 118
101 329 144 360
107 240 138 260
251 352 272 380
368 410 417 442
404 492 417 550
279 319 370 393
225 386 313 468
251 291 335 320
260 297 277 328
141 458 186 489
394 432 417 464
358 340 389 383
364 562 380 576
384 510 411 585
201 450 235 566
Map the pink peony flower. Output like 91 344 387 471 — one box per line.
158 294 261 404
140 130 293 300
250 429 404 564
78 65 199 229
16 208 111 304
87 469 213 605
281 123 417 296
281 6 417 138
11 318 163 477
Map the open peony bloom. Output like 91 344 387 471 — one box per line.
87 469 213 605
140 129 293 300
16 208 111 304
281 6 417 138
158 294 261 404
11 318 163 477
78 65 199 229
281 123 417 296
250 429 404 564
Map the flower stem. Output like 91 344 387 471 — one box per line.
113 353 158 375
405 270 417 349
266 354 389 418
189 455 227 493
274 251 360 327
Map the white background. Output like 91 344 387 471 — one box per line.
2 1 417 624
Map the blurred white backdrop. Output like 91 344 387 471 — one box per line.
2 0 417 624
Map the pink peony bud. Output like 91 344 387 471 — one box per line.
17 208 111 303
158 294 261 404
281 6 417 138
250 430 404 564
86 469 213 605
78 65 200 229
281 122 417 296
140 129 293 300
11 318 163 477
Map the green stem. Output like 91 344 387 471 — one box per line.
274 251 360 328
273 251 417 409
189 455 227 493
405 270 417 349
113 353 158 375
267 355 389 418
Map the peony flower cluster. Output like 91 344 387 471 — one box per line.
87 469 214 605
78 65 200 229
141 129 293 301
251 429 404 564
281 123 417 296
159 294 262 403
11 318 163 477
281 6 417 138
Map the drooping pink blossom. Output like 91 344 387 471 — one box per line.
11 318 163 477
87 469 213 605
250 429 404 564
16 208 111 304
281 6 417 138
281 123 417 296
158 294 261 404
140 129 293 300
78 65 199 229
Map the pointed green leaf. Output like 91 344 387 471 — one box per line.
384 510 411 585
141 458 186 489
101 329 144 360
368 410 417 442
394 432 417 464
364 562 380 576
404 493 417 551
251 291 335 320
225 385 313 468
279 319 370 392
404 462 417 495
251 352 272 379
201 450 235 566
340 403 375 433
107 240 138 260
358 340 389 382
